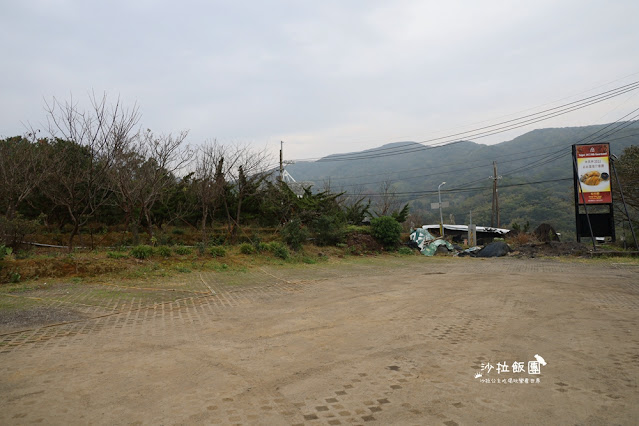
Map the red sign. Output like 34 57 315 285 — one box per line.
575 144 611 204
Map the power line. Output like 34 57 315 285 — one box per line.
318 87 639 162
334 150 568 189
311 126 639 188
349 177 572 198
307 144 563 182
291 80 639 162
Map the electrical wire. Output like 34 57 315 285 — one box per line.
317 86 639 162
353 177 572 198
335 150 569 189
290 80 639 162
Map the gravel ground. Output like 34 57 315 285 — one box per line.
0 257 637 425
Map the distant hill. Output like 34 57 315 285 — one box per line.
286 123 639 239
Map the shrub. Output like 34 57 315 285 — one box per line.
9 270 21 283
0 245 13 259
0 214 40 249
157 246 172 257
397 246 414 255
195 242 207 255
370 216 402 248
130 245 154 260
209 246 226 258
311 215 346 246
209 235 226 246
268 242 289 260
174 246 192 255
281 219 309 251
172 228 185 235
239 243 256 255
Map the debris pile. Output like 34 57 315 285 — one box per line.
408 226 590 258
408 228 459 257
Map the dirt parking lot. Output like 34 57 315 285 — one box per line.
1 256 638 425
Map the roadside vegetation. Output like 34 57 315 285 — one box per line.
1 95 637 284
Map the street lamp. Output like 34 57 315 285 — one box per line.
438 181 446 237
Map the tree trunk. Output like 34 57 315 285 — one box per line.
201 205 208 242
143 207 153 239
67 220 79 252
6 202 16 221
233 196 243 242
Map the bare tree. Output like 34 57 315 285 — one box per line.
110 129 192 241
194 140 228 240
374 178 401 216
216 144 272 241
42 93 140 250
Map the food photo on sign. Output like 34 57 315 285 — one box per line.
575 144 612 204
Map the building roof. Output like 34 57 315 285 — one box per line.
422 224 510 235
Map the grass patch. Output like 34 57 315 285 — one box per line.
130 245 154 260
397 246 415 255
157 246 172 257
173 246 192 256
107 251 128 259
239 243 256 255
209 246 226 258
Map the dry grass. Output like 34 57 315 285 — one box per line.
506 232 537 247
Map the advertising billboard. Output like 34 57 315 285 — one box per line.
574 143 612 204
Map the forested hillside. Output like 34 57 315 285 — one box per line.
287 124 639 239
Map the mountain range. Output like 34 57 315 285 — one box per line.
286 123 639 239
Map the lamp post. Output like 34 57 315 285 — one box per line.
438 181 446 237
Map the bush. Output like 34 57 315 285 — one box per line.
371 216 402 248
268 242 289 259
239 243 256 255
174 246 192 255
397 246 414 255
209 235 226 246
311 215 346 246
157 246 172 257
195 242 207 255
281 219 309 251
130 245 154 260
209 246 226 258
0 214 39 249
9 270 21 283
0 245 13 259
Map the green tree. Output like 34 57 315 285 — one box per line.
614 146 639 210
371 216 403 248
0 136 49 220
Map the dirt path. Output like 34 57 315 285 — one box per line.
1 257 638 425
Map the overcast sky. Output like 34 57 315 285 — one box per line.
1 0 638 163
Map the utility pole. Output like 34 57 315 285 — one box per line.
279 141 284 184
490 161 502 227
438 181 446 237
